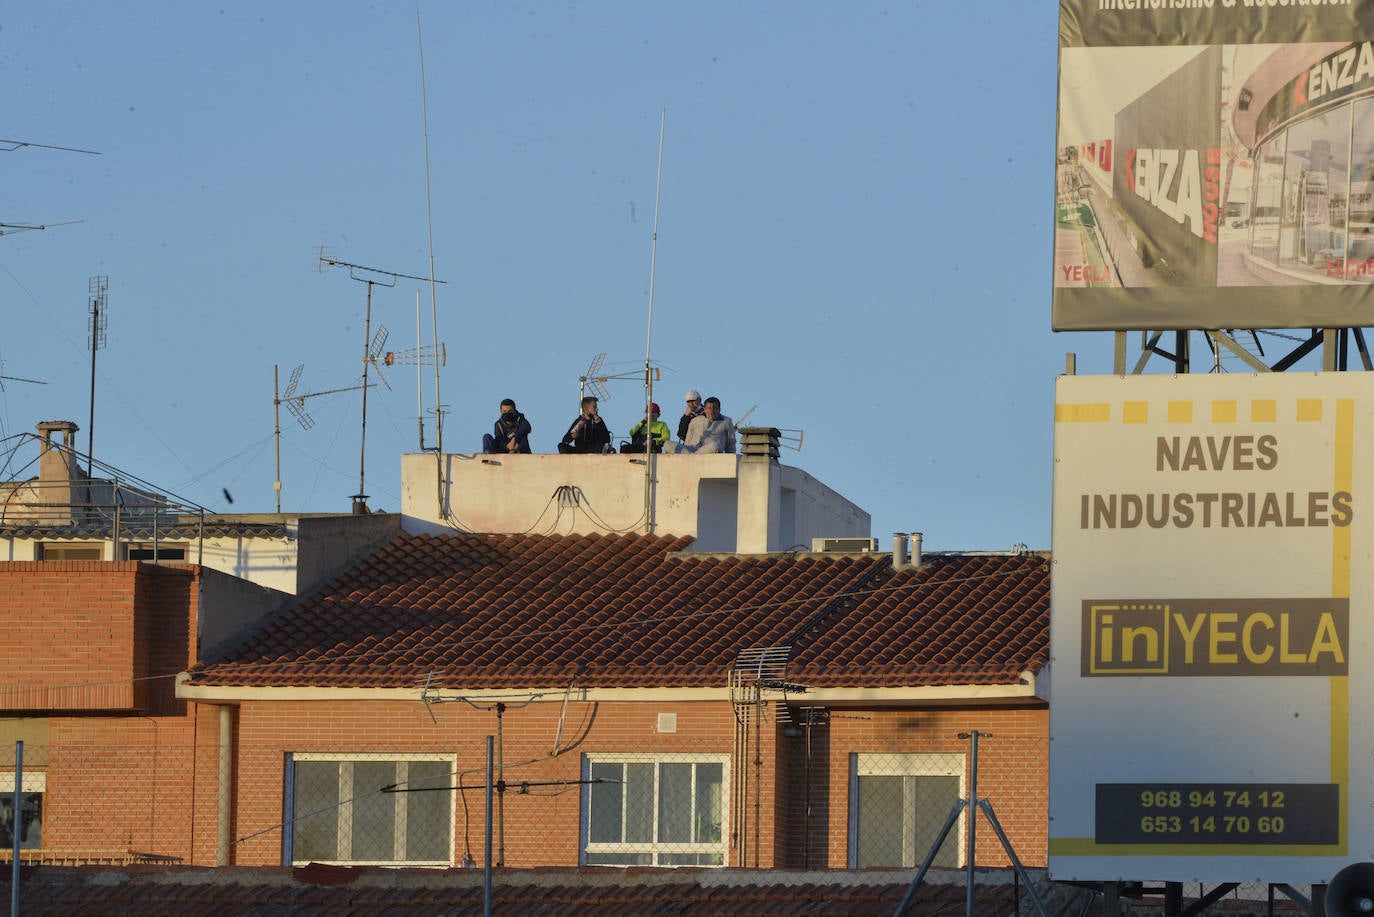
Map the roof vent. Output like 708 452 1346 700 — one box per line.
811 536 878 554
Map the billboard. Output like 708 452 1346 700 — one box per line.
1050 373 1373 884
1054 1 1374 330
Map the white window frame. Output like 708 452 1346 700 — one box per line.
581 753 730 867
288 752 454 867
0 770 46 850
848 752 966 868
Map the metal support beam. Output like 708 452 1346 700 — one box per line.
1206 331 1270 373
1355 328 1373 371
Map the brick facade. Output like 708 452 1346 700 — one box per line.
1 561 1049 871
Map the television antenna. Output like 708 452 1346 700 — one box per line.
0 220 82 238
86 275 108 478
0 138 99 155
577 352 661 404
318 248 444 514
0 363 46 392
272 363 369 514
385 293 447 451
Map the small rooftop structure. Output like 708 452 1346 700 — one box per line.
400 427 871 553
0 420 398 594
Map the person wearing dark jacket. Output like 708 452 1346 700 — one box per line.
558 396 611 454
677 389 704 443
482 398 532 454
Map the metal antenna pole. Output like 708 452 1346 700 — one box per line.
86 276 109 478
273 362 367 513
357 279 375 513
317 250 442 514
642 110 666 534
417 12 445 456
274 365 282 514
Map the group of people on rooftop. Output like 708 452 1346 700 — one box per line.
481 390 737 456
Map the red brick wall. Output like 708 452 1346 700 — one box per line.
0 560 219 864
801 705 1049 869
228 697 1047 870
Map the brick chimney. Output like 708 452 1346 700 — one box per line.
736 427 781 553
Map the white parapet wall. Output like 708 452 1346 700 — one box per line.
399 451 870 552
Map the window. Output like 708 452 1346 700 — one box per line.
0 771 45 850
38 543 103 561
850 753 964 868
287 754 452 866
126 544 187 562
583 755 727 866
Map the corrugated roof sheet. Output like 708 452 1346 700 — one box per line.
189 533 1049 691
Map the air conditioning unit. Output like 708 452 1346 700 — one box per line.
811 537 879 554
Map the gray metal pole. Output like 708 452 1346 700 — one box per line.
965 731 980 917
484 735 494 917
11 739 23 917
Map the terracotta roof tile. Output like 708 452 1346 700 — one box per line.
3 866 1034 916
191 533 1049 691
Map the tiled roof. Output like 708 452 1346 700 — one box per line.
3 865 1037 916
190 533 1048 691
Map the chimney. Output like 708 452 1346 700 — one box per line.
736 427 781 553
892 532 908 570
911 531 923 568
36 420 83 525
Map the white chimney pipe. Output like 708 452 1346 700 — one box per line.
911 532 923 568
892 532 908 570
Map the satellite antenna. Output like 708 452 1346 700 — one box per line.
272 363 369 514
318 248 444 514
86 275 108 478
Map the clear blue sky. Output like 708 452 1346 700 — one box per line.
3 1 1098 550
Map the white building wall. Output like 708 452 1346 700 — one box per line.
399 451 870 551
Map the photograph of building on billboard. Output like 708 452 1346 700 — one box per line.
1054 1 1374 330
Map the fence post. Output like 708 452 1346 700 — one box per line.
965 730 981 917
218 706 233 865
11 739 22 917
484 735 494 917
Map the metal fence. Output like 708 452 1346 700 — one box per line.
0 734 1324 914
0 729 1052 872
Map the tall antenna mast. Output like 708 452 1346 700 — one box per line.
86 275 108 478
416 13 446 457
642 110 666 534
318 249 443 514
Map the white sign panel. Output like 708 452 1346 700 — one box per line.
1050 373 1372 884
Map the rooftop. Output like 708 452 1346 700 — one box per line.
189 532 1049 692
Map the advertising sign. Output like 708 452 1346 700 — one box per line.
1049 373 1372 884
1054 1 1374 330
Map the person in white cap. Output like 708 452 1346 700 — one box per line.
677 390 704 443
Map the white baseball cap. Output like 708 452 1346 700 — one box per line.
685 389 701 402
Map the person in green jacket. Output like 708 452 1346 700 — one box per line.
621 402 671 453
